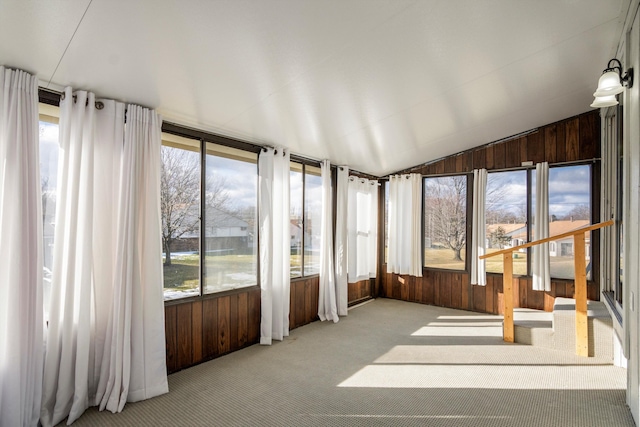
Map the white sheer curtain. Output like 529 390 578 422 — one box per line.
318 160 338 322
0 67 43 427
387 174 422 277
335 166 349 316
41 89 168 426
258 147 290 344
470 169 487 286
347 176 378 283
98 105 168 411
532 162 550 291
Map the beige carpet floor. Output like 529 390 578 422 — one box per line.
64 298 634 426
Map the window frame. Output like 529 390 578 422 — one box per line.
484 161 594 281
422 173 471 272
289 160 323 280
161 123 263 304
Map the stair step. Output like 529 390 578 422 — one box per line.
511 299 613 360
514 308 554 348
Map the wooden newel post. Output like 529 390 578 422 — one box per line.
503 252 514 343
574 232 588 357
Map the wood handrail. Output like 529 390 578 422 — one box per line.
477 219 614 357
479 219 614 259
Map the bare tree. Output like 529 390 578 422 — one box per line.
561 204 590 221
161 146 237 265
425 176 467 261
161 147 201 266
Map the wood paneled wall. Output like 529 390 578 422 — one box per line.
165 288 261 374
382 110 602 314
382 269 599 315
166 275 373 373
403 111 599 176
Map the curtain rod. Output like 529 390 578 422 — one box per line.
60 92 104 110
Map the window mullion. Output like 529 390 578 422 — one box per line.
200 138 206 298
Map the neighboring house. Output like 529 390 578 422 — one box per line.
488 219 590 257
171 207 254 255
546 219 590 258
486 223 526 249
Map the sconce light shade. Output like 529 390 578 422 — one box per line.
593 71 625 97
591 58 633 109
590 95 618 108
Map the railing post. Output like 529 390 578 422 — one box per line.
503 252 514 343
574 232 588 357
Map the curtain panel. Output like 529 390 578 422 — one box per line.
318 160 339 322
532 162 550 292
347 176 378 283
335 166 349 316
0 66 43 427
41 88 167 427
470 169 487 286
387 174 422 277
258 147 291 344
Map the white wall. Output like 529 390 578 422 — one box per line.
624 3 640 422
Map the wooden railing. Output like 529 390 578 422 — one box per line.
479 220 614 357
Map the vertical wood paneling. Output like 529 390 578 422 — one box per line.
505 138 521 168
485 145 495 170
461 273 470 310
203 298 218 359
165 305 177 373
229 294 239 351
455 153 465 173
545 125 557 164
451 274 462 309
527 132 544 164
485 275 494 313
218 296 230 354
414 274 423 303
565 118 580 161
579 112 597 159
473 148 486 169
441 272 452 307
296 280 305 327
473 285 486 312
518 277 528 308
519 137 528 164
555 121 567 163
237 293 248 347
248 289 260 344
176 304 192 370
305 280 313 324
445 156 457 174
494 142 506 169
191 301 203 364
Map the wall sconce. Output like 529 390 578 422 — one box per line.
591 58 634 108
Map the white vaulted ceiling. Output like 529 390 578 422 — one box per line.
0 0 629 176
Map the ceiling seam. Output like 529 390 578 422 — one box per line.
332 16 622 146
219 0 422 128
45 0 94 88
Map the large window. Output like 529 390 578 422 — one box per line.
203 143 257 294
161 134 201 300
290 162 322 278
39 103 60 321
423 176 467 270
547 165 592 280
484 166 592 279
161 134 258 300
485 170 528 275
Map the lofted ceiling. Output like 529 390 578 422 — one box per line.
0 0 629 176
